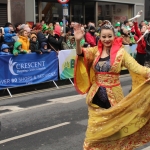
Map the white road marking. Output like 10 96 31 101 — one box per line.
0 105 23 111
76 119 88 126
0 122 70 145
47 94 86 103
0 95 86 116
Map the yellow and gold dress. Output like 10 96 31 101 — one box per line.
74 38 150 150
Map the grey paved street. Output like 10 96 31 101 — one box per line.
0 75 150 150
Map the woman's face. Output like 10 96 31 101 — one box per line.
100 29 115 48
141 25 147 34
71 38 75 43
23 31 28 37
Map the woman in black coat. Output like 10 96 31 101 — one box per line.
48 25 64 51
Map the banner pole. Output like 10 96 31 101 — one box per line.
69 78 74 86
7 88 12 97
53 81 59 89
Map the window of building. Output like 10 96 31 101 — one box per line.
145 0 150 21
71 2 83 23
36 1 70 23
98 2 133 25
70 1 95 24
85 2 95 24
0 4 7 27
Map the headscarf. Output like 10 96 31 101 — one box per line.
54 25 61 36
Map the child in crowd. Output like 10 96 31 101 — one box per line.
4 27 16 43
40 42 51 53
30 34 42 54
13 41 27 56
0 44 11 55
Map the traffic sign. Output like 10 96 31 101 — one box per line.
63 8 68 16
62 4 69 7
57 0 69 4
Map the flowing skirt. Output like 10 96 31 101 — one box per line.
83 79 150 150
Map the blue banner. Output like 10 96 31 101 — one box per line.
0 52 58 90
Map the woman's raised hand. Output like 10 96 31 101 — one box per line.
74 23 85 42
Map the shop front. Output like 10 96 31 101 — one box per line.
26 0 145 26
97 2 133 25
0 0 145 27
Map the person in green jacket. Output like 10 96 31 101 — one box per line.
13 41 27 56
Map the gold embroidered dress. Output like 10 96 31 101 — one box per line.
74 38 150 150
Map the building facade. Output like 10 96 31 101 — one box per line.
0 0 25 27
33 0 145 26
145 0 150 21
0 0 146 27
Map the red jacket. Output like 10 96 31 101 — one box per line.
134 22 146 54
85 32 96 47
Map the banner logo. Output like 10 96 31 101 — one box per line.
0 52 58 89
9 58 18 76
8 58 47 76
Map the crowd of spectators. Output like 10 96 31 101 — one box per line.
0 19 149 61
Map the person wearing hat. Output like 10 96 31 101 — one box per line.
48 25 65 51
40 42 51 53
13 41 27 56
30 34 42 54
4 27 16 43
0 44 11 55
114 22 121 37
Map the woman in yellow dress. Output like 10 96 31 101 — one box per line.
74 21 150 150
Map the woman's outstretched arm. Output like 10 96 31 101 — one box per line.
74 23 85 55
